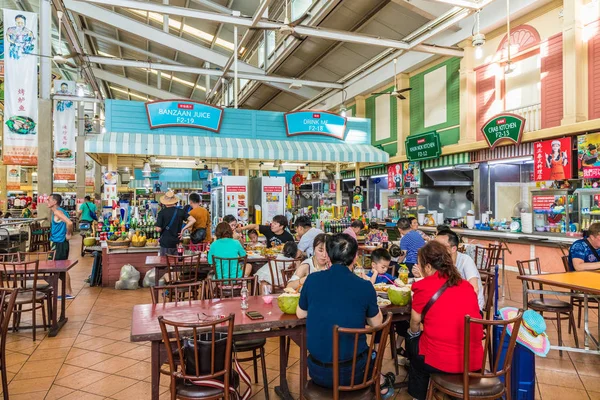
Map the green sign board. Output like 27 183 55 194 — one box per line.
481 113 525 150
135 188 152 195
405 131 442 161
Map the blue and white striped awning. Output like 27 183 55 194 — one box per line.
85 133 389 163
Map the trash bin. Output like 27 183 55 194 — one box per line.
493 323 536 400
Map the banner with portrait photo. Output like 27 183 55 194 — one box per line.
534 138 572 181
578 133 600 179
387 163 403 190
6 166 20 190
2 10 37 165
53 80 76 181
403 162 420 194
85 155 95 187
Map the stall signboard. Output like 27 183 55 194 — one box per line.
481 113 525 150
534 138 572 181
145 100 224 132
284 111 346 140
53 80 76 181
3 10 38 165
405 131 441 161
577 133 600 178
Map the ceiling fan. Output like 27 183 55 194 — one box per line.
29 11 78 68
371 59 412 100
249 0 306 40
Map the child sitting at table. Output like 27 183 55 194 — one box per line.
255 242 301 294
366 222 383 245
247 229 259 245
362 248 394 284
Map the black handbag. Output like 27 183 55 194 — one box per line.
182 332 227 377
191 228 207 244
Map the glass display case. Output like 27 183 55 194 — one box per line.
574 188 600 232
531 189 579 236
387 194 428 221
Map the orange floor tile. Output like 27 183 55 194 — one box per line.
0 236 598 399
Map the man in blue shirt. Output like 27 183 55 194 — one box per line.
297 233 394 396
569 223 600 271
398 218 425 276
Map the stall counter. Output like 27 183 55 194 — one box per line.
101 242 159 287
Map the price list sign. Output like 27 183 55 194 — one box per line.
405 131 442 161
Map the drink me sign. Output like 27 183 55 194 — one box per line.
284 110 347 139
405 131 442 161
481 113 525 150
145 100 224 132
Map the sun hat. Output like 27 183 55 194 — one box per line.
159 190 179 206
498 307 550 357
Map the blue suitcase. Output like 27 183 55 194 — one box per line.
493 323 536 400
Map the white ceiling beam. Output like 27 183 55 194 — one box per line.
429 0 482 9
188 0 232 14
78 0 465 56
86 56 344 89
92 68 176 99
84 30 183 65
65 0 319 98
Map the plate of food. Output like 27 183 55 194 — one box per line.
373 283 391 293
377 298 391 307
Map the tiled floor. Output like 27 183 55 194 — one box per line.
2 237 600 399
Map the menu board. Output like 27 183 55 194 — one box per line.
225 185 248 222
532 195 557 211
263 184 284 223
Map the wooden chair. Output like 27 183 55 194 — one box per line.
165 254 201 285
304 312 393 400
561 255 600 331
211 255 248 281
0 254 18 263
150 281 205 305
474 244 501 273
517 258 578 355
0 261 47 341
206 276 269 399
28 222 50 253
158 313 236 400
19 251 56 328
267 257 299 293
0 288 18 400
426 310 524 400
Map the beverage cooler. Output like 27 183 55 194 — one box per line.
531 189 579 236
249 177 286 224
575 188 600 232
387 194 428 221
211 176 249 226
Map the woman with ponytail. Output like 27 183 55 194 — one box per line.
405 241 483 400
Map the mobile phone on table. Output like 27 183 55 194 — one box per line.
246 311 264 320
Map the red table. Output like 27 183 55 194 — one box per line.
131 295 410 400
11 260 78 337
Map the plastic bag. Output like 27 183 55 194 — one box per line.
115 279 139 290
143 268 157 288
119 264 140 281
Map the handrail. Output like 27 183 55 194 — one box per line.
504 102 541 113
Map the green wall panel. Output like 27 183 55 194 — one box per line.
366 86 398 156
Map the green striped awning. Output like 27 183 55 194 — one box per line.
420 153 470 169
128 180 204 189
86 133 389 163
341 165 387 179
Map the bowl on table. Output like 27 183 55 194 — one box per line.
262 295 273 304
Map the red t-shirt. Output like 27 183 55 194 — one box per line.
412 271 483 372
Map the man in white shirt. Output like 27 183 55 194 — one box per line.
294 216 324 257
435 230 485 311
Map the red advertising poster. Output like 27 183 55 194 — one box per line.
263 186 282 192
532 195 556 210
534 137 572 181
388 163 403 190
577 133 600 178
403 197 417 207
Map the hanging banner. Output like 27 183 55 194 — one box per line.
6 166 20 190
85 155 95 186
3 10 37 165
403 162 420 194
481 113 525 150
388 163 403 190
284 111 347 140
145 100 223 131
534 138 572 181
578 133 600 179
53 80 76 181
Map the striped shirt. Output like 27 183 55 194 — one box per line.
400 230 425 264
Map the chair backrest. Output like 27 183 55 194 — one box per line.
158 313 235 399
0 260 40 292
150 281 205 305
561 255 570 272
464 310 523 398
211 255 247 281
481 271 496 320
516 258 542 293
19 251 55 262
332 312 392 399
206 276 258 299
165 254 200 284
0 288 18 350
267 257 299 291
475 244 502 272
0 253 19 263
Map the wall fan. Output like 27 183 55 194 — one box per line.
371 59 412 100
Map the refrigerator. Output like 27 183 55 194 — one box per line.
211 176 249 226
249 177 286 224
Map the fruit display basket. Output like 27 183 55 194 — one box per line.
131 239 147 248
107 239 131 248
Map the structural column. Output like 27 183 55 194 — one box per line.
107 154 118 172
94 160 102 199
76 103 86 200
0 164 6 212
37 100 53 219
562 0 588 124
335 163 342 205
459 43 477 144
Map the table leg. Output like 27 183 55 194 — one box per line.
151 341 160 400
299 326 306 399
501 248 506 298
522 281 528 311
274 335 294 400
585 294 590 350
47 274 62 337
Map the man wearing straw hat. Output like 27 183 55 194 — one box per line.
154 190 195 256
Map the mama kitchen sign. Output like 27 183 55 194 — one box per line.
145 100 224 132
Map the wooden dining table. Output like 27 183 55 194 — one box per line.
131 295 411 400
518 270 600 354
12 259 78 337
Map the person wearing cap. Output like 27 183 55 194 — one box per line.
154 190 195 256
568 222 600 271
545 140 568 181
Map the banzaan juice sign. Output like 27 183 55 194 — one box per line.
481 113 525 150
405 131 442 161
145 100 224 132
